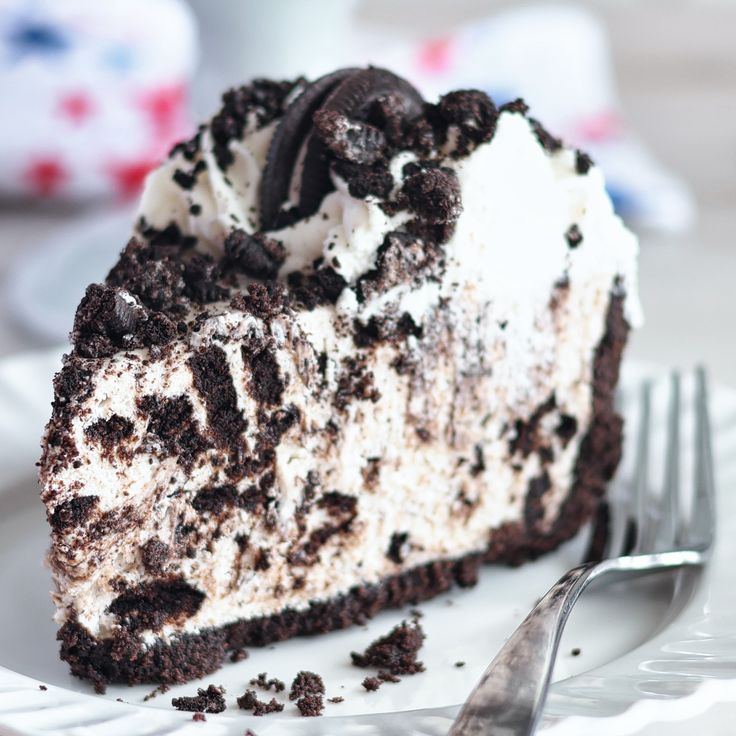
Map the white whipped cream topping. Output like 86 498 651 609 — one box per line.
137 107 641 336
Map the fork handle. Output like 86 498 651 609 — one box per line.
449 561 602 736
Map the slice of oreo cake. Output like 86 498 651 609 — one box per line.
39 67 640 690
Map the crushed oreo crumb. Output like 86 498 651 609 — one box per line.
327 696 344 704
229 280 289 320
171 684 226 713
387 532 410 564
500 98 529 115
192 713 206 722
378 671 400 683
108 578 205 632
224 229 285 279
140 537 169 574
183 254 229 303
403 166 462 226
287 267 346 309
361 676 381 692
351 620 425 675
455 661 466 668
49 495 99 531
143 683 170 702
571 647 581 656
432 89 498 156
72 283 176 359
230 648 249 663
84 414 134 451
296 693 324 717
250 672 285 692
289 670 325 700
575 150 594 175
565 224 583 249
313 109 387 165
236 689 284 716
530 118 563 152
211 78 300 169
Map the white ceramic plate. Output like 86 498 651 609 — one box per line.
0 352 735 736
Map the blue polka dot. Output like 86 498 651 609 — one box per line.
7 20 69 60
606 185 636 218
101 44 135 74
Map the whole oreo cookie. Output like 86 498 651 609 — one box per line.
259 67 424 230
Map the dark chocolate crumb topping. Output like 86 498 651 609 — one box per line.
72 284 176 359
231 280 290 319
432 89 498 157
529 117 563 153
107 238 187 313
403 167 462 226
499 98 530 115
183 254 229 303
575 150 594 175
287 267 347 310
224 229 285 280
211 78 301 171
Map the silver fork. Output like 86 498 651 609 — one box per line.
449 368 716 736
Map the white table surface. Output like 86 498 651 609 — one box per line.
0 1 733 733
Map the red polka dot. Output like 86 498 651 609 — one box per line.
106 157 159 199
417 37 455 75
574 111 622 142
136 83 187 142
23 157 68 197
58 92 94 125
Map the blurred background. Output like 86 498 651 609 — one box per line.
0 0 733 385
